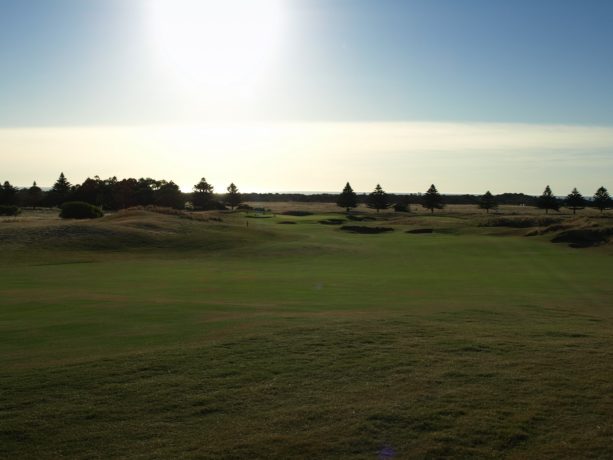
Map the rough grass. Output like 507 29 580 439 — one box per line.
1 206 612 458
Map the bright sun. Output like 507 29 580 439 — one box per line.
145 0 287 109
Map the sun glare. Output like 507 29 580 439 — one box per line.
145 0 286 111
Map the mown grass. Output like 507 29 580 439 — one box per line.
1 208 612 458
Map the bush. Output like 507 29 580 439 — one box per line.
201 201 227 211
0 205 20 216
319 219 345 225
346 214 376 221
480 217 562 228
282 210 312 216
340 225 394 234
60 201 104 219
394 202 410 212
551 228 613 248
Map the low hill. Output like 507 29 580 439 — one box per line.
0 209 276 254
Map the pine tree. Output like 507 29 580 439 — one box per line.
192 177 214 210
593 186 612 213
564 188 585 215
367 184 390 213
337 182 358 212
49 172 72 206
478 191 497 213
27 181 42 209
536 185 559 214
226 183 242 210
422 184 444 213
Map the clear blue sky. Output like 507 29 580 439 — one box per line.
1 0 612 193
2 0 613 125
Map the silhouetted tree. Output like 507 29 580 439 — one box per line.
192 177 214 210
113 178 139 209
155 181 184 209
479 191 498 213
593 186 612 213
73 177 104 207
367 184 390 213
0 181 18 205
135 178 158 206
337 182 358 212
100 176 119 210
422 184 444 213
225 183 242 210
48 172 72 207
537 185 559 214
25 182 43 209
564 188 585 215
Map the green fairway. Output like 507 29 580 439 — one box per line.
1 209 612 458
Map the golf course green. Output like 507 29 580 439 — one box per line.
1 207 612 459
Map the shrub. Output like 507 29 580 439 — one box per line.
394 202 410 212
346 214 376 222
479 217 562 228
0 205 20 216
201 201 227 211
319 219 345 225
60 201 104 219
551 228 613 248
340 225 394 234
282 210 313 216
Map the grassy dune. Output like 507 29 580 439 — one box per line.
1 207 612 458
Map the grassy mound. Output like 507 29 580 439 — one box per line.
0 210 272 253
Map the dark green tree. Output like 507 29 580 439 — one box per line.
564 188 585 215
0 181 18 205
113 178 139 209
337 182 358 212
422 184 444 213
73 177 104 207
135 178 158 206
367 184 390 213
479 191 498 213
536 185 560 214
192 177 214 210
225 183 242 210
48 172 72 207
593 186 612 213
26 181 43 209
155 181 184 209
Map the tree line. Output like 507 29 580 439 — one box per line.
342 183 611 214
0 173 611 214
0 174 241 212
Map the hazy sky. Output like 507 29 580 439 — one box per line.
1 0 612 193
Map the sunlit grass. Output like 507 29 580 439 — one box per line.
1 207 612 458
